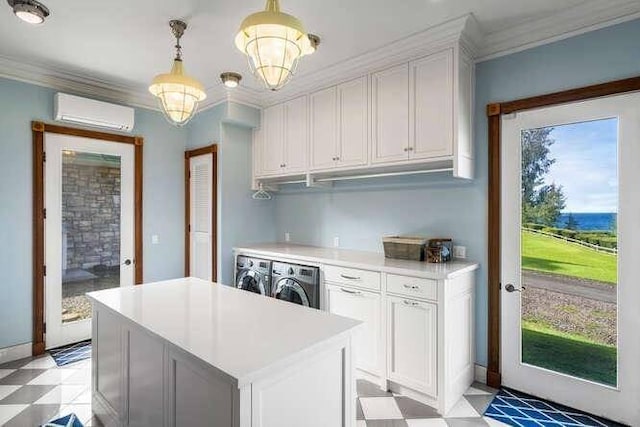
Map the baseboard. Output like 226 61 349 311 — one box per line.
0 342 32 365
474 364 487 384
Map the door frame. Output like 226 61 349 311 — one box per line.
184 144 218 281
486 76 640 388
32 121 144 356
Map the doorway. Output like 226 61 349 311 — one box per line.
32 122 143 354
497 93 640 424
184 144 217 281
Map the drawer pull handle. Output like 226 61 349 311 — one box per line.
340 274 361 280
340 288 362 296
403 300 419 306
403 284 420 290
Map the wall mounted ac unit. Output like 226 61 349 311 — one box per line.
54 93 135 132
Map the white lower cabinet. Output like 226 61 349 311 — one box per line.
386 296 437 397
327 284 381 377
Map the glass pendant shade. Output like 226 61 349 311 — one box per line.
149 21 206 126
235 0 312 91
149 60 206 126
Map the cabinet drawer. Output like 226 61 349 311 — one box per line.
324 265 381 291
386 274 437 301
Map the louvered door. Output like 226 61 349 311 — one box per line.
189 154 213 281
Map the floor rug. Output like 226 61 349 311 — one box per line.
484 387 624 427
49 340 92 367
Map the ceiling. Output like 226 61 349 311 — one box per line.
1 0 639 108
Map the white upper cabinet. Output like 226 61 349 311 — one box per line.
261 104 285 176
310 86 338 170
283 95 308 173
371 63 410 164
337 76 368 168
258 96 308 176
310 77 368 171
410 48 454 160
253 41 475 181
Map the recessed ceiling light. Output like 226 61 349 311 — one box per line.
220 72 242 89
7 0 50 25
304 34 321 55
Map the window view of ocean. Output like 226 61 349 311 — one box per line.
555 212 616 231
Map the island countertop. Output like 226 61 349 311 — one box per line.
87 277 360 387
234 243 478 280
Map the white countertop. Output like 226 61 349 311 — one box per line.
234 243 478 279
87 278 360 387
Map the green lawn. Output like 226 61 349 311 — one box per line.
523 321 617 386
522 231 617 284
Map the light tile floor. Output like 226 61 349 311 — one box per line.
0 352 504 426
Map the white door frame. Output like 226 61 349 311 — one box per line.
44 133 136 349
500 92 640 425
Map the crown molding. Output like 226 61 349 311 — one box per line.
477 0 640 61
259 14 480 107
0 1 639 112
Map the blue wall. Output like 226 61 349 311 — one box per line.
0 78 187 349
187 104 276 285
273 18 640 367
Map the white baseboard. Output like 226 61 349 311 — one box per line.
474 364 487 384
0 342 32 365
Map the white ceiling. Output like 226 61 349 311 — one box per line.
0 0 639 107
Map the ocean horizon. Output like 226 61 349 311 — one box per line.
556 212 616 231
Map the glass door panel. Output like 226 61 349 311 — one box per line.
61 150 122 324
519 119 618 386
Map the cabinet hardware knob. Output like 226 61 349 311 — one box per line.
403 147 408 152
336 156 340 160
408 147 414 151
403 284 419 290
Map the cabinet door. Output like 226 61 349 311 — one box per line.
252 127 264 178
387 296 437 396
261 104 285 175
310 86 338 170
283 95 308 173
338 76 368 168
371 63 409 164
327 285 381 376
410 49 454 159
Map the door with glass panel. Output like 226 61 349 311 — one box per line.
501 92 640 425
44 133 135 349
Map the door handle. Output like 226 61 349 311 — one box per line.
122 259 132 266
504 283 525 293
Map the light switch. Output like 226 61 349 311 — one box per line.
152 234 159 244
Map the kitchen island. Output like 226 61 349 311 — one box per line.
87 277 360 427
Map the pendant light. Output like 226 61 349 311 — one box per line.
235 0 314 91
149 20 206 126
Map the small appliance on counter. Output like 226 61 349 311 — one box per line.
426 238 453 263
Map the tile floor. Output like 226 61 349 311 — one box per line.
0 352 502 426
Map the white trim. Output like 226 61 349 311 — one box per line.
478 0 640 61
0 2 639 110
474 364 487 384
0 342 32 364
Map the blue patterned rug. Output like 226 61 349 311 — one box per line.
484 388 624 427
49 340 92 367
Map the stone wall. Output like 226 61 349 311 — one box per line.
62 163 121 270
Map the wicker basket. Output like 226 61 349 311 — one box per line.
382 236 428 261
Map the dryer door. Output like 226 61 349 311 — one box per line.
237 270 267 295
273 278 310 306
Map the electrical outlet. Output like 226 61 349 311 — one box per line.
453 245 466 259
333 236 340 248
151 235 159 245
284 232 291 242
